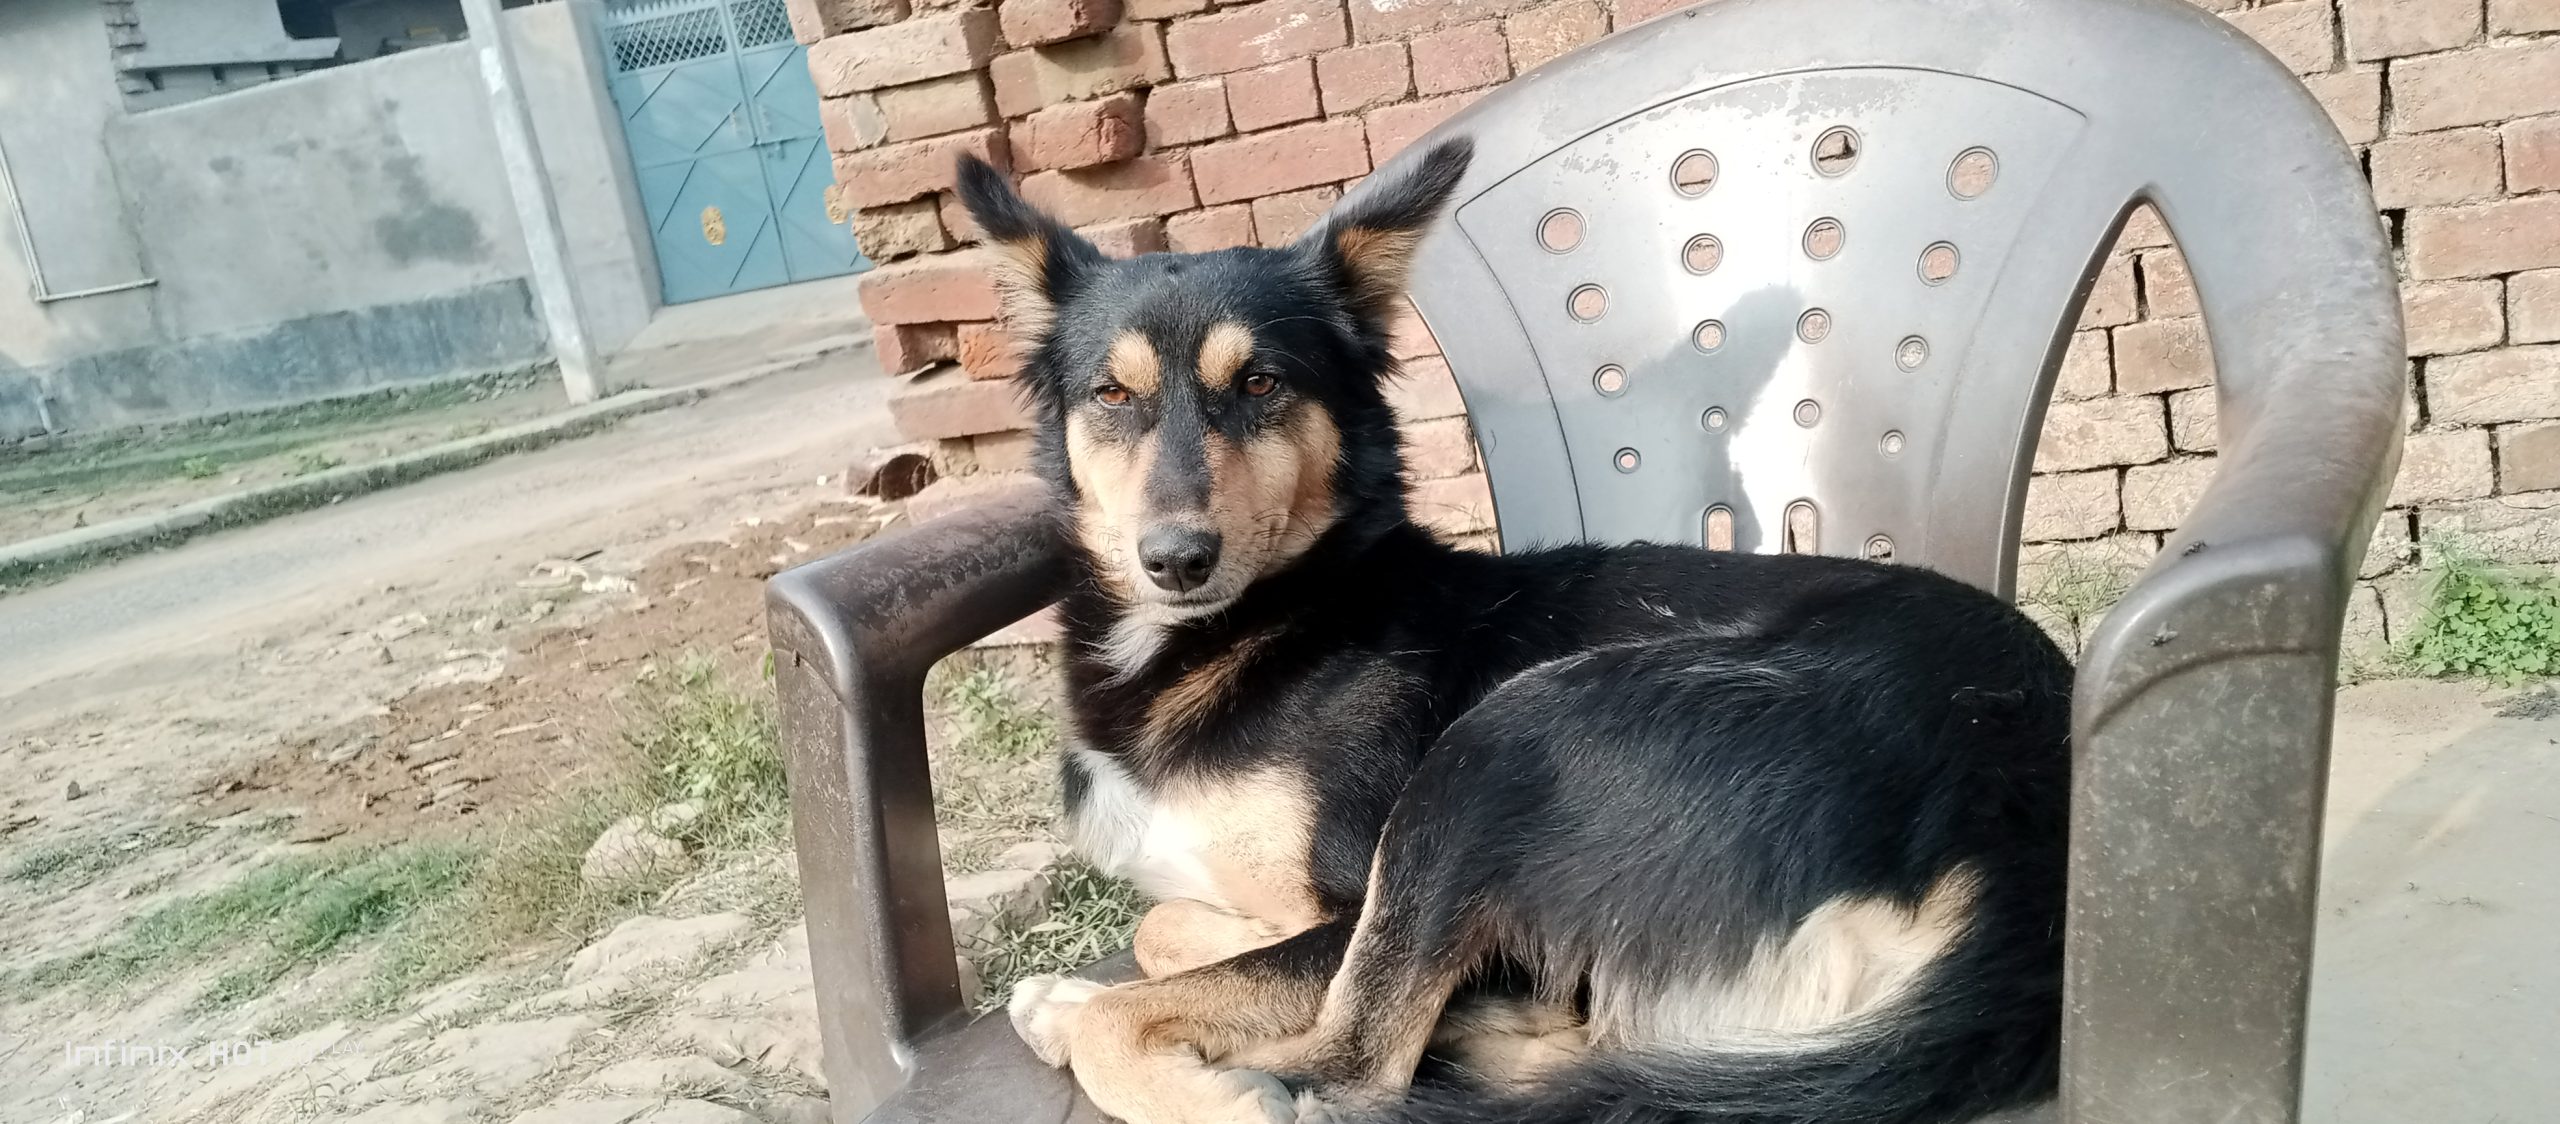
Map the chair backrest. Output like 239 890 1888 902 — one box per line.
1383 0 2389 599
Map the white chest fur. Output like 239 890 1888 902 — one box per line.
1063 747 1319 927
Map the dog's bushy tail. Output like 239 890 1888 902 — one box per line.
1375 895 2059 1124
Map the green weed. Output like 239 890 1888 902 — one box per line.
290 451 345 477
2403 542 2560 683
971 862 1145 1011
179 455 221 480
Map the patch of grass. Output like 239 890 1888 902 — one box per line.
927 663 1064 873
12 843 476 1012
179 455 221 480
972 862 1145 1011
2402 541 2560 684
633 654 791 852
2017 543 2144 651
290 450 345 477
3 822 213 888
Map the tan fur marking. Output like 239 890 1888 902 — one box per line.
1144 631 1274 749
1107 330 1162 394
1134 898 1295 978
1590 866 1981 1049
1147 769 1326 935
1200 409 1341 586
1196 320 1257 391
1054 965 1328 1124
1429 994 1591 1091
986 235 1056 335
1064 412 1152 590
1334 226 1423 309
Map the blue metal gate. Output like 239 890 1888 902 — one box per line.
603 0 868 304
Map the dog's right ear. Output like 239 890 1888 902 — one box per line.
956 155 1104 339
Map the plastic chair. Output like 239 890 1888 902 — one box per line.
765 0 2405 1120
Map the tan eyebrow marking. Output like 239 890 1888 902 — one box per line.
1197 320 1256 391
1107 330 1162 394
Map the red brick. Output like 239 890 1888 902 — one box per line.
2387 428 2495 506
1192 118 1370 204
1145 78 1231 146
2392 41 2560 133
1000 0 1120 48
1224 59 1321 133
859 250 1002 325
853 199 955 260
875 73 996 142
2113 316 2215 394
2077 254 2137 329
1409 472 1496 536
2498 421 2560 492
821 94 889 153
939 191 982 244
2427 345 2560 423
1402 416 1479 479
2492 0 2560 34
2407 195 2560 279
889 368 1035 440
2055 329 2112 400
1080 216 1168 257
2138 250 2197 319
972 429 1041 474
809 10 999 95
1388 299 1441 358
1389 354 1466 420
1251 185 1340 245
2403 279 2505 356
787 0 908 43
1349 0 1540 43
1614 0 1702 23
2220 0 2334 76
1019 152 1200 224
2373 128 2504 209
835 128 1007 209
990 24 1170 117
1410 22 1509 96
1505 0 1607 73
875 321 959 373
1010 92 1144 171
1364 93 1480 164
2342 0 2476 61
1127 0 1208 14
1167 204 1256 251
2511 268 2560 342
2506 115 2560 194
958 320 1024 380
1316 43 1409 115
2304 67 2381 146
1167 0 1349 77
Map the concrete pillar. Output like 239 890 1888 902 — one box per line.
460 0 602 404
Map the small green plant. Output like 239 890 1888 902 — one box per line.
179 455 221 479
972 862 1145 1010
631 654 790 851
290 450 345 476
13 843 476 1011
2403 543 2560 684
946 667 1058 764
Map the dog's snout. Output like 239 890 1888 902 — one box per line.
1137 527 1222 593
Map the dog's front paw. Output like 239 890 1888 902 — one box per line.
1008 973 1107 1068
1202 1067 1302 1124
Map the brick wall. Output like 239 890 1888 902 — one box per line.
798 0 2560 664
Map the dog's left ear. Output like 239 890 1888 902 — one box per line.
956 154 1105 339
1298 138 1474 329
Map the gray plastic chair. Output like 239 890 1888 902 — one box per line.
765 0 2406 1120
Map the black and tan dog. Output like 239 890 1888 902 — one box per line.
953 140 2074 1124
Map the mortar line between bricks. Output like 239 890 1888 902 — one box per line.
0 346 859 596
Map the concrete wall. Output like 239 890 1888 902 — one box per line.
0 0 659 438
333 0 469 61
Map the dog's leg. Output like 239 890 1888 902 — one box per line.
1228 849 1493 1114
1012 921 1352 1124
1135 898 1298 978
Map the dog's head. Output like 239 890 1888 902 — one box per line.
956 139 1472 621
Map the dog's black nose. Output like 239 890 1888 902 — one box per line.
1137 527 1221 593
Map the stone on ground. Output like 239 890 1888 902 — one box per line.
582 815 694 887
567 913 755 984
666 1012 826 1087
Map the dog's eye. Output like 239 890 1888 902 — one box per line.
1093 383 1132 407
1240 373 1278 398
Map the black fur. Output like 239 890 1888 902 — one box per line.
958 139 2072 1124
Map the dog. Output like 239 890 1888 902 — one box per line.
952 138 2074 1124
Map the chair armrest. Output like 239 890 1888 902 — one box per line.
2065 329 2403 1118
764 483 1068 1118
